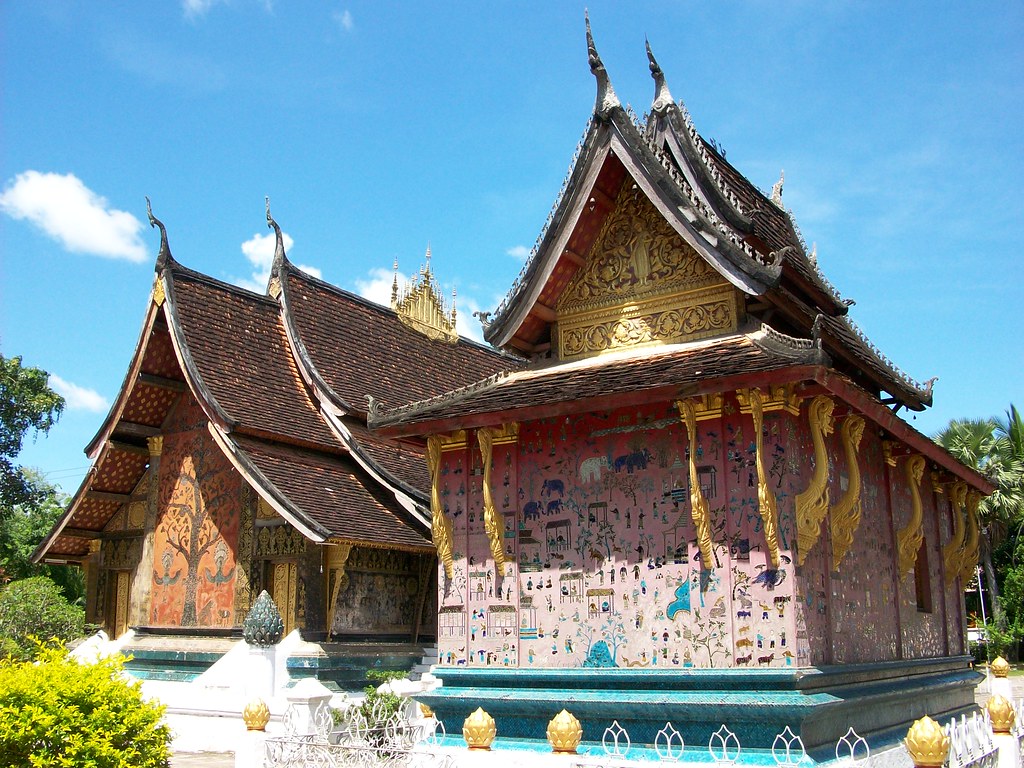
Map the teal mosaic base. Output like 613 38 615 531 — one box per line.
419 657 981 752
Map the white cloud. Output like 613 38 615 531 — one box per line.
506 244 530 261
182 0 224 18
354 266 402 307
234 230 321 293
332 9 354 31
0 171 147 262
49 374 109 414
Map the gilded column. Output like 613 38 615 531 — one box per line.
129 436 163 626
895 454 926 579
795 395 835 566
941 482 967 586
676 399 714 570
829 414 865 572
426 435 455 579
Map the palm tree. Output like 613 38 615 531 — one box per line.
935 406 1024 632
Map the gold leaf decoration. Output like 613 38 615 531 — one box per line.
958 490 981 583
676 399 714 570
426 435 455 580
941 482 967 586
895 454 926 580
795 395 835 566
830 414 865 572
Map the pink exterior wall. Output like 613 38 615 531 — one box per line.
435 394 969 670
437 399 800 669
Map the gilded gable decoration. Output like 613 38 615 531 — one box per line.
557 184 739 360
796 395 835 566
392 248 459 343
895 454 926 579
830 414 865 572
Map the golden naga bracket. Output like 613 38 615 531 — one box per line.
895 454 926 580
737 389 782 568
735 384 802 416
881 440 899 467
942 482 968 586
426 436 455 580
958 490 981 583
477 424 518 574
675 399 715 570
795 395 836 566
830 413 865 572
325 542 353 634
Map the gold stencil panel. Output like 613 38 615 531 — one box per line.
556 184 737 361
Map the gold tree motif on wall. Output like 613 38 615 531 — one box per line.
157 446 233 626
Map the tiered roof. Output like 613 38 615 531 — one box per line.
481 18 934 413
34 209 515 563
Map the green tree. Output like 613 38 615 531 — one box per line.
936 405 1024 634
0 644 170 767
0 355 64 511
0 577 84 660
0 469 83 603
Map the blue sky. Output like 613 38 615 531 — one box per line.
2 2 1021 494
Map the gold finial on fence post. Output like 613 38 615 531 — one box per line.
987 694 1016 734
991 656 1010 678
463 707 496 751
547 709 584 754
242 697 271 731
905 715 950 768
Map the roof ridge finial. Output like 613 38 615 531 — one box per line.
771 170 785 207
391 257 399 307
585 11 620 118
645 38 674 113
265 196 287 267
145 196 172 271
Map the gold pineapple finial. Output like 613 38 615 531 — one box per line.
547 709 583 754
987 694 1016 734
463 707 496 751
991 656 1010 678
904 715 949 768
242 697 271 731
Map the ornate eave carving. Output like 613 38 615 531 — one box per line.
796 395 836 566
830 414 865 572
895 454 926 580
735 384 802 416
392 249 458 343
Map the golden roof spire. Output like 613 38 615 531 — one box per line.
391 245 458 343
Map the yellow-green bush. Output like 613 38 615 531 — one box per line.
0 645 171 767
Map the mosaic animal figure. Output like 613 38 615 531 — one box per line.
614 448 652 474
546 499 563 516
523 501 542 521
736 653 753 665
579 456 609 483
736 637 753 649
758 653 775 665
542 479 565 497
709 597 727 619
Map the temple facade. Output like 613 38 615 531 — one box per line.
370 26 993 749
33 214 514 685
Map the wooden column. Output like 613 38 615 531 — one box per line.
298 541 326 638
83 539 103 625
129 436 162 627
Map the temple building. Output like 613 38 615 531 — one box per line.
369 25 993 750
32 209 514 685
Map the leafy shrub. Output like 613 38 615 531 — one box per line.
360 669 406 724
0 644 171 767
0 576 84 659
